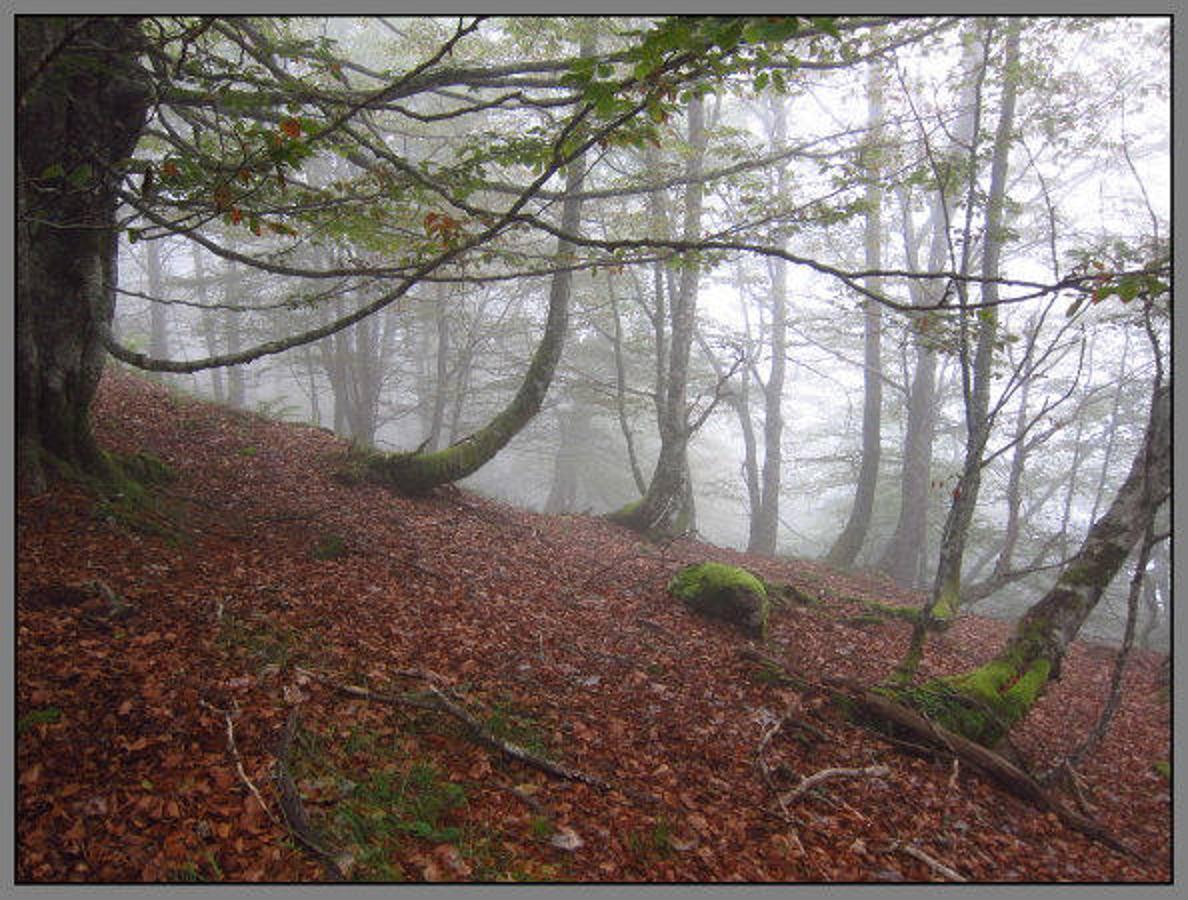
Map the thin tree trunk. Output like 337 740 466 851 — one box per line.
899 21 1021 677
826 62 885 567
610 93 706 537
608 279 648 495
748 94 790 557
191 246 225 404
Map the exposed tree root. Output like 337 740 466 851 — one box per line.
271 707 349 881
778 764 890 806
736 646 1144 863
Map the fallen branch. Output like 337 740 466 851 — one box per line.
779 764 890 805
295 666 618 795
424 682 615 792
199 699 280 829
856 689 1145 862
894 841 967 882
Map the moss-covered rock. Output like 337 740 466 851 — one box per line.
669 562 768 638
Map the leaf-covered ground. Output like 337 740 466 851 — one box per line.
16 369 1171 882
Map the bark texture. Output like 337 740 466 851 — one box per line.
18 17 150 493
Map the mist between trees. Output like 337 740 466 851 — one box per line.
21 16 1169 650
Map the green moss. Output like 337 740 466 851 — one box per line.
669 562 769 638
931 581 959 622
765 580 819 607
886 655 1053 746
606 497 642 524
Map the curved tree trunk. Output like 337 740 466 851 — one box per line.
904 381 1169 748
17 17 150 494
367 154 585 494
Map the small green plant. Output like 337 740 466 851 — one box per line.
17 707 62 735
312 533 348 561
167 851 222 882
1153 760 1171 781
237 445 259 458
529 816 552 839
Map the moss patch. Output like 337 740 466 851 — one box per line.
882 655 1053 747
669 562 769 638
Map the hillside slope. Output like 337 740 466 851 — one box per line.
16 369 1171 882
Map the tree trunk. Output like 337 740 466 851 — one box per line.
544 402 587 514
913 381 1169 747
191 246 225 404
368 146 585 493
898 21 1021 678
223 265 247 410
825 62 885 568
17 17 150 493
877 29 984 586
748 94 790 557
144 239 170 363
609 94 706 538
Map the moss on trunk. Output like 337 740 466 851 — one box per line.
883 652 1052 747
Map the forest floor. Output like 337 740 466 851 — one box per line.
16 368 1171 883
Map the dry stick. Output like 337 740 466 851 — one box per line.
199 699 280 827
779 765 890 806
856 690 1145 862
895 841 968 883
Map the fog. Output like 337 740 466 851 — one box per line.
110 16 1170 649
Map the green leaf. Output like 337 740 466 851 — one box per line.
810 16 841 38
753 71 770 92
68 163 93 187
1116 276 1140 303
40 163 66 180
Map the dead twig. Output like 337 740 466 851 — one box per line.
295 666 620 796
199 699 280 827
272 708 349 881
779 764 890 806
894 841 968 882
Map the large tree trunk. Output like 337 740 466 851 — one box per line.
17 17 150 494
